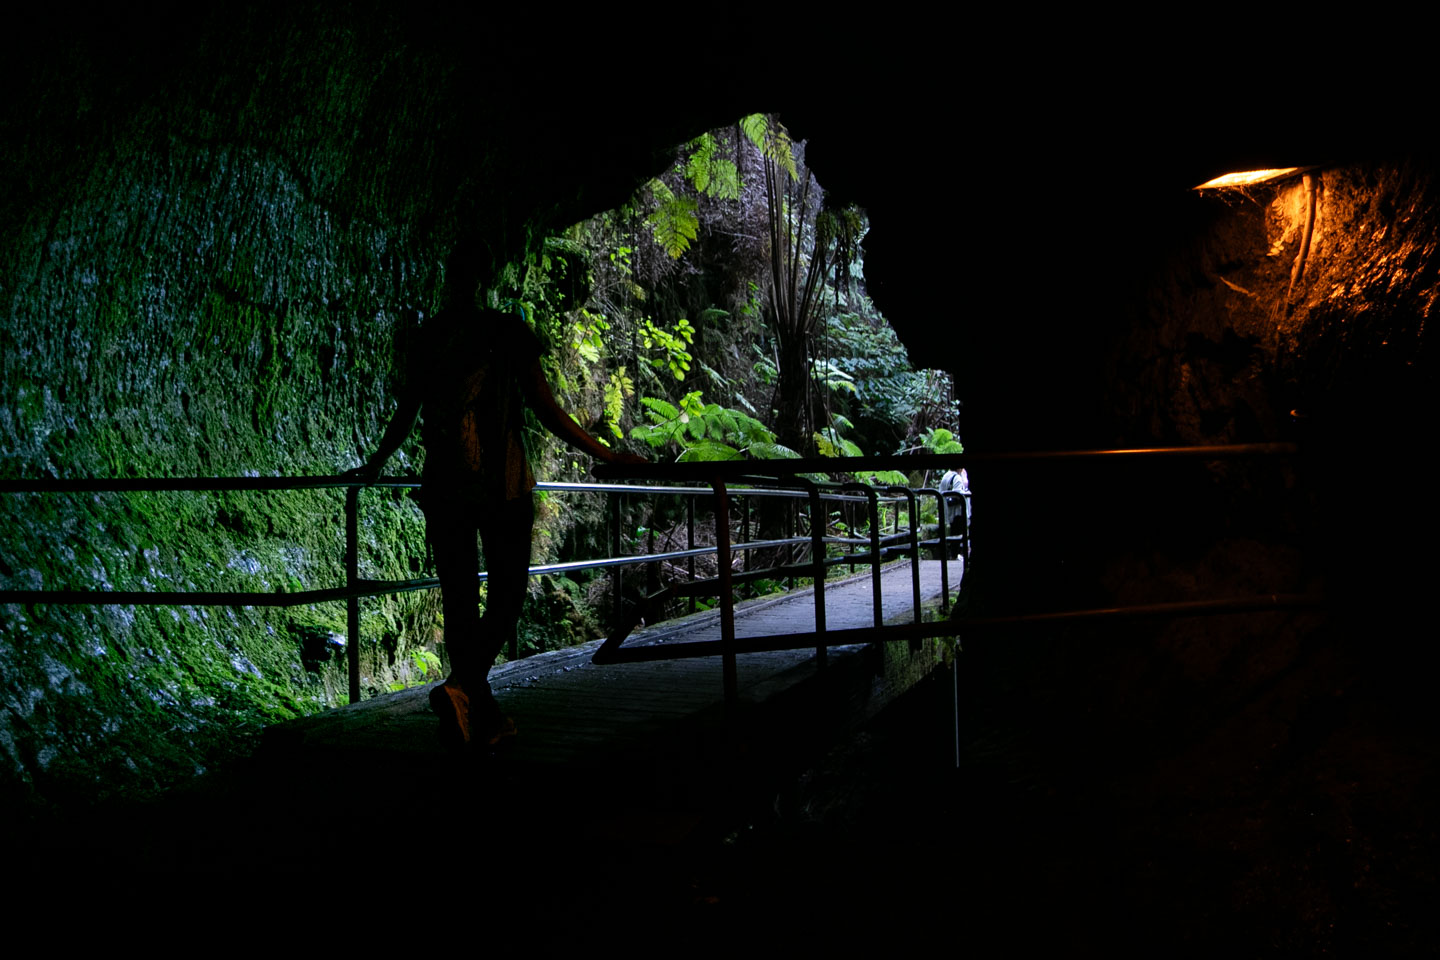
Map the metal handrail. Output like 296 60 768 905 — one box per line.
4 442 1302 707
588 442 1298 483
1 469 956 703
589 443 1304 698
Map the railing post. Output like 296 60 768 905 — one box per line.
903 488 922 650
345 485 361 705
805 480 827 668
740 494 750 598
846 501 855 574
953 646 962 769
786 499 796 592
712 478 738 704
887 487 921 625
686 494 696 615
844 484 884 629
611 491 623 631
927 489 950 614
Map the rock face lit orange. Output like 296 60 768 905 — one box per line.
1194 168 1302 189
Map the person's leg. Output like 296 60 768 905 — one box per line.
424 494 492 747
426 497 485 690
476 493 535 672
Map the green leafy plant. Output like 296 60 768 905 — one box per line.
411 648 441 679
919 427 964 455
630 391 799 462
640 317 695 380
751 342 778 385
570 309 610 365
812 358 857 395
602 367 634 438
814 426 862 458
388 648 443 692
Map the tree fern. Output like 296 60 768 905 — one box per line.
739 113 798 181
740 113 768 151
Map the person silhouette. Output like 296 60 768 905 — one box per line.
349 270 643 749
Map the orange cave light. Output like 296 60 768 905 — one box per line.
1193 167 1310 190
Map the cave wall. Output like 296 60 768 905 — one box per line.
0 7 459 806
944 158 1438 938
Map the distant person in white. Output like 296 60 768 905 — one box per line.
938 468 971 558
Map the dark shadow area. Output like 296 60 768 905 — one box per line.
709 651 1438 950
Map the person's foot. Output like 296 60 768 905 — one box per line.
429 679 516 749
469 687 517 745
477 713 518 746
429 681 472 750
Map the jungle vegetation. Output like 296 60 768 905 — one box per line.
493 114 962 648
524 115 959 476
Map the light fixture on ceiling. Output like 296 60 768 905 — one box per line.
1193 167 1317 191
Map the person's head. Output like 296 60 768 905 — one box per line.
441 234 488 311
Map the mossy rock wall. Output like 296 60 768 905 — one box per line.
0 8 516 809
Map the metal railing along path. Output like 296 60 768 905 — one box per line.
0 472 968 704
2 443 1314 710
588 443 1319 705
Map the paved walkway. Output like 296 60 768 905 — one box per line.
62 558 961 891
278 558 962 767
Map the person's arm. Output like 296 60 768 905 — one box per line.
519 359 645 465
347 387 422 482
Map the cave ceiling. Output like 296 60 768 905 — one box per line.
5 7 1435 451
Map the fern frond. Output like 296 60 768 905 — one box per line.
735 414 773 444
740 114 768 150
865 470 910 486
748 442 800 460
699 360 729 391
714 409 739 441
707 159 740 200
629 424 673 449
773 130 798 181
647 195 699 259
640 397 678 422
685 133 717 194
678 440 741 462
